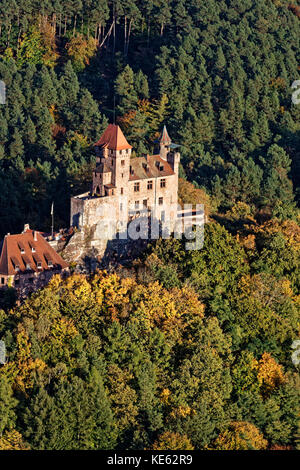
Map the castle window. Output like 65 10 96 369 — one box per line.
126 149 129 154
135 201 139 209
111 189 114 195
1 277 5 285
121 188 124 195
121 160 125 166
161 210 165 222
134 182 140 192
160 179 166 188
120 203 123 212
121 173 124 178
147 180 153 190
143 199 147 208
158 197 163 206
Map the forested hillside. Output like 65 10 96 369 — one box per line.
0 0 299 451
0 221 299 450
0 0 299 235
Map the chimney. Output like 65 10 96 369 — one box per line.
23 224 30 233
33 231 37 241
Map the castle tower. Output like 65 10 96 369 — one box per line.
93 124 132 199
158 125 172 160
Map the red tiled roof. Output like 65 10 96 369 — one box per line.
94 124 132 150
129 155 175 181
0 229 69 276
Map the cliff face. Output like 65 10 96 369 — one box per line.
60 226 148 273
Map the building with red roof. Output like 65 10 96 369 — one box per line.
0 225 69 297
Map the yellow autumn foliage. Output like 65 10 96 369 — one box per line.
152 432 194 450
212 421 268 450
0 430 30 450
257 353 286 394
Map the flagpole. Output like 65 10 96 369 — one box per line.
51 202 54 239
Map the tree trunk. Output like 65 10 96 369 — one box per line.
53 13 56 35
147 19 150 48
16 27 22 53
73 15 77 37
113 18 116 53
124 16 127 55
59 13 62 36
126 19 132 56
7 23 12 47
99 22 114 49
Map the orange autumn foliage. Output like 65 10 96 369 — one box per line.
212 422 268 450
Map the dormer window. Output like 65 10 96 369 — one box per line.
160 165 164 171
15 265 20 272
48 260 53 268
18 243 25 254
26 263 31 270
37 262 42 270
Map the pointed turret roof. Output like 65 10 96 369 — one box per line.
94 124 132 150
159 125 171 145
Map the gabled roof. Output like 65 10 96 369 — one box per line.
0 228 69 276
94 124 132 151
129 155 175 181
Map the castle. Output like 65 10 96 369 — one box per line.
0 124 203 295
70 124 181 248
